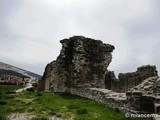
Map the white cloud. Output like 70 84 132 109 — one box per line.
0 0 159 75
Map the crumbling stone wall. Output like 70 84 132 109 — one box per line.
68 87 128 113
126 76 160 114
41 36 114 92
105 71 119 91
40 36 160 115
126 92 155 114
105 65 158 92
37 79 45 91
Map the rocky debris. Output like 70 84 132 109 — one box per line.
90 88 126 100
129 76 160 96
41 36 114 92
8 113 69 120
8 113 36 120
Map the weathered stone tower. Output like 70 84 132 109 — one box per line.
41 36 114 92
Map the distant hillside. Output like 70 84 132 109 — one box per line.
0 62 42 79
0 69 30 78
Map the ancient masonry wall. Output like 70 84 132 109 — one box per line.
126 76 160 114
67 76 160 114
41 36 115 92
105 65 158 92
68 87 129 113
39 36 160 115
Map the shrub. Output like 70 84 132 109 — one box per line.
115 108 120 113
26 88 34 92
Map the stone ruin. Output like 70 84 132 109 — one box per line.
40 36 115 92
38 36 160 117
106 65 158 92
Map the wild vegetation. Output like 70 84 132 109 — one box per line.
0 84 141 120
0 84 23 94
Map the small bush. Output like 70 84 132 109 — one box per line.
77 108 88 115
26 88 34 92
115 108 120 113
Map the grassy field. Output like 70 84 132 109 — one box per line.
0 84 141 120
0 84 23 94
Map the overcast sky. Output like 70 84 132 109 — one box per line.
0 0 160 76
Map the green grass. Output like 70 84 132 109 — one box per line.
0 84 23 94
0 84 141 120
